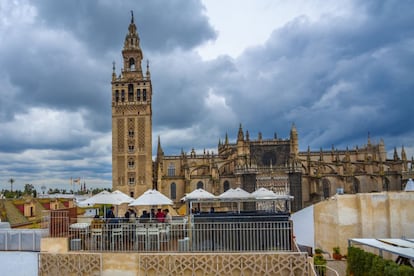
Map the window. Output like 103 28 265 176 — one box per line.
167 163 176 176
130 191 134 198
223 181 230 192
128 159 135 169
129 177 135 185
121 90 125 102
143 89 147 101
128 84 134 102
115 90 119 102
128 145 135 153
197 181 203 189
136 89 141 101
128 130 134 138
170 182 176 200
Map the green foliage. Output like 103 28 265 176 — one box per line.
314 248 323 254
333 246 341 254
347 246 414 276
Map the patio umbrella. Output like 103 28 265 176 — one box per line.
218 187 253 213
251 187 278 199
218 187 253 200
111 190 134 204
81 190 133 206
183 188 216 201
183 188 217 214
79 190 134 217
128 189 173 206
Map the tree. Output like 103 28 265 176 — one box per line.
24 184 37 197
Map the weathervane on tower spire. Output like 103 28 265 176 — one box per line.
131 10 134 23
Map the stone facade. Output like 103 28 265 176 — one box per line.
313 192 414 256
112 14 413 211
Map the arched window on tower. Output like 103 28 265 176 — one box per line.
170 182 176 200
129 58 135 71
121 90 125 102
136 89 141 101
197 181 203 189
128 84 134 102
223 181 230 192
115 90 119 102
143 89 147 101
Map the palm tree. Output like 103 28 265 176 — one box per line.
9 178 14 192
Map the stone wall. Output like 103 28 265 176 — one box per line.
314 192 414 256
39 251 310 276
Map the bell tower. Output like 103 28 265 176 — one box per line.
112 11 153 198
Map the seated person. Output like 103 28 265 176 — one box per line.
139 210 150 223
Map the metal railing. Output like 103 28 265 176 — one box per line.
0 229 47 251
314 265 340 276
42 210 294 253
64 218 293 253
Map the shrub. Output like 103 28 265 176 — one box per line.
347 246 414 276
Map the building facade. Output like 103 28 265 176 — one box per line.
112 14 413 211
111 13 153 198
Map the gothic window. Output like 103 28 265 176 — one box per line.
322 179 330 199
168 163 176 176
143 89 147 101
130 191 134 198
170 182 176 200
353 178 360 193
115 90 119 102
128 144 135 153
223 181 230 192
197 181 203 189
128 159 135 169
129 58 135 71
121 90 125 102
128 84 134 102
383 177 390 191
128 130 134 138
136 89 141 101
129 177 135 185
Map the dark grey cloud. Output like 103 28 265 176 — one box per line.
34 0 216 54
0 0 413 190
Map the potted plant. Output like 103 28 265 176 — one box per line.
332 246 342 260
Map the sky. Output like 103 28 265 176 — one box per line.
0 0 413 192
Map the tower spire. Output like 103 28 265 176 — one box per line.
131 10 134 23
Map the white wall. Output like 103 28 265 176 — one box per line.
291 205 314 250
0 252 38 276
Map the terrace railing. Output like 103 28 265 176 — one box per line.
0 229 47 251
42 210 294 253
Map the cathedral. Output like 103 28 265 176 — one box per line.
112 14 413 212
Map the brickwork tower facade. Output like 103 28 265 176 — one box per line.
112 12 153 198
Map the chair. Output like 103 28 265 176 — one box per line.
110 226 123 251
147 226 160 251
159 224 171 250
90 228 103 250
134 226 147 250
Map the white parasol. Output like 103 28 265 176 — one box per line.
183 188 216 201
128 189 173 206
218 187 253 200
251 187 279 199
111 190 134 203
